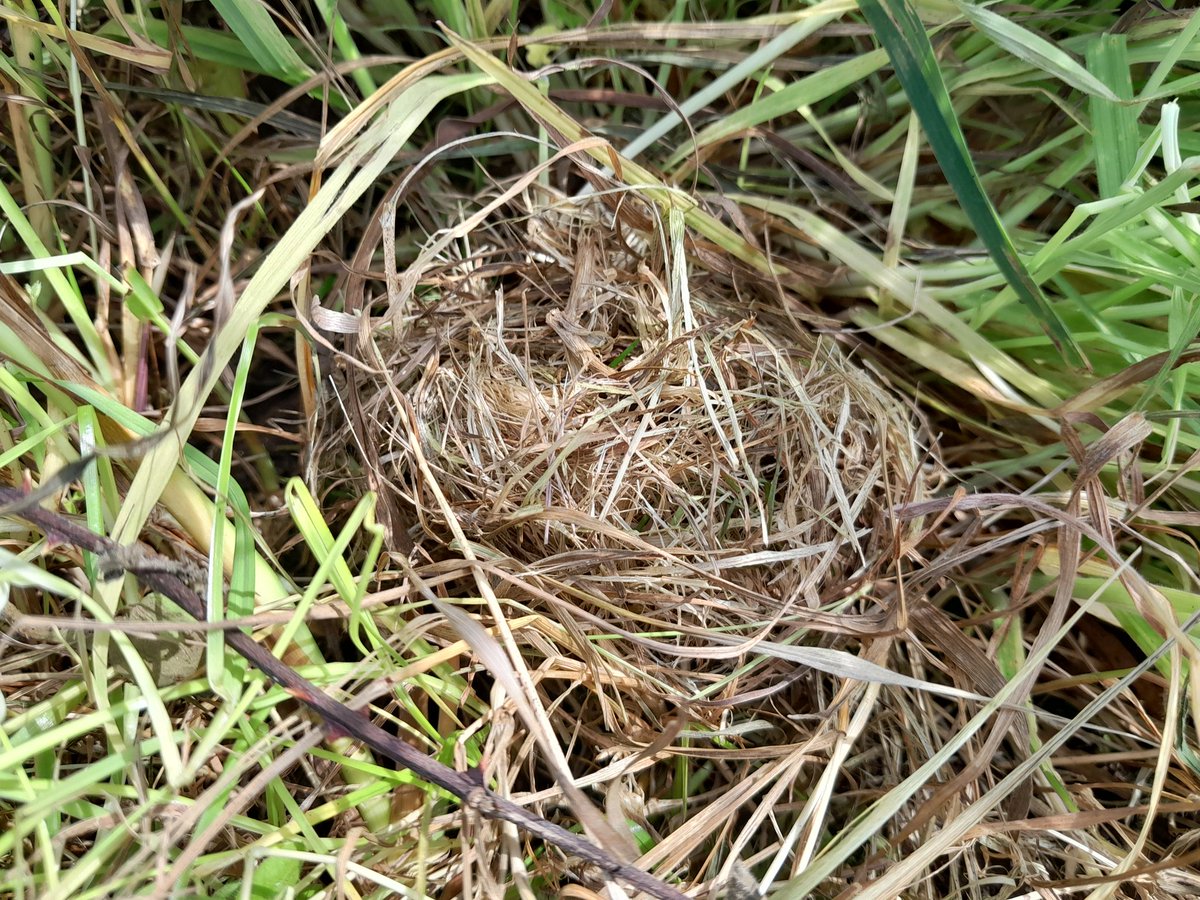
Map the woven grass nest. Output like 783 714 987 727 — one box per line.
347 188 927 707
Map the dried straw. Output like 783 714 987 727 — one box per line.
350 187 927 703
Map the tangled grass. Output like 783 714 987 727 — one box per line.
3 2 1200 897
354 186 927 688
329 180 946 892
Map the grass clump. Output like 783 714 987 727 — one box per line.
350 186 926 685
336 181 928 891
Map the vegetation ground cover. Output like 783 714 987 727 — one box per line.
1 1 1199 898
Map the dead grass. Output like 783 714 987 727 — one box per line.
351 184 925 676
321 173 952 892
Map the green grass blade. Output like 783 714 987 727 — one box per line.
662 49 889 169
860 0 1086 368
0 554 186 786
1087 33 1138 198
206 320 263 701
209 0 312 83
626 1 852 163
0 183 108 381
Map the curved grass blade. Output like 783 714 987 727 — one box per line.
859 0 1086 368
953 0 1120 102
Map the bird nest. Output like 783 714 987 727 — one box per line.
344 188 928 704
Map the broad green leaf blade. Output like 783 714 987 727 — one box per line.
954 0 1120 101
210 0 311 83
1086 33 1138 198
129 18 314 81
859 0 1086 368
